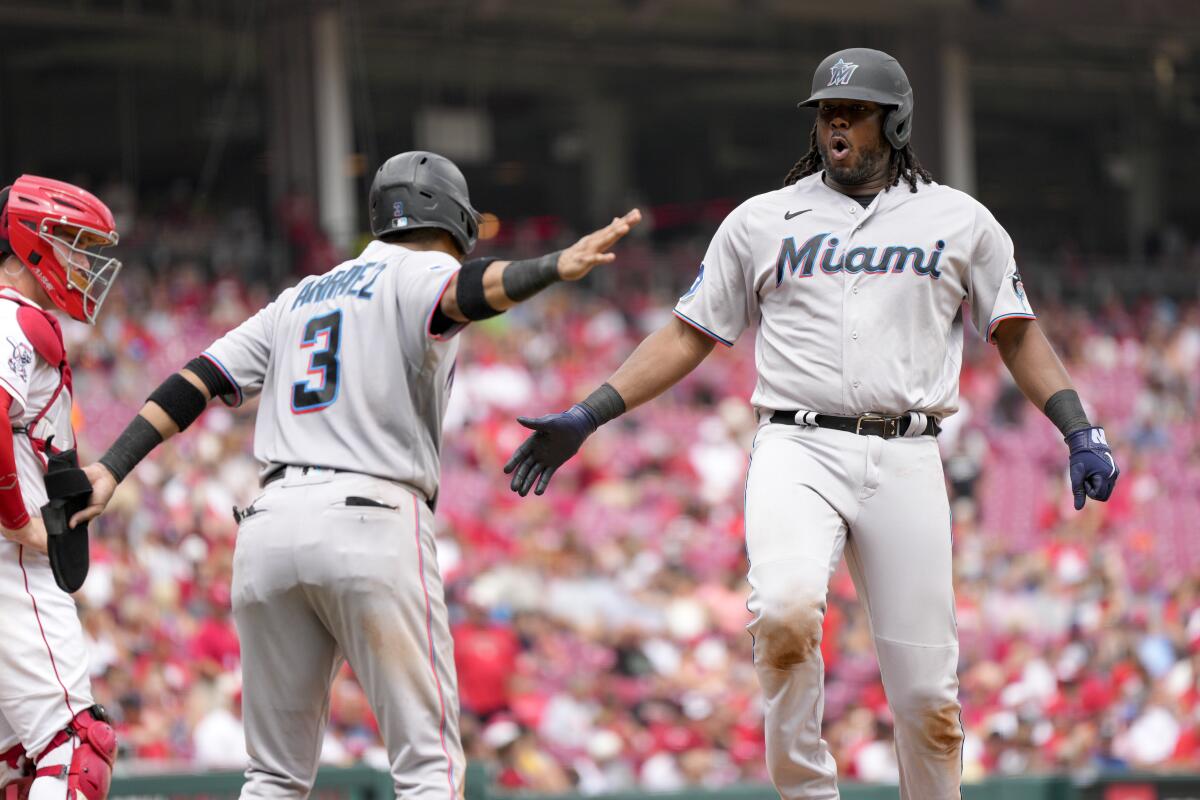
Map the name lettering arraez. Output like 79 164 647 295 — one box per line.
292 261 387 310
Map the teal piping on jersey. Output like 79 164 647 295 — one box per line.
672 309 734 348
200 351 243 408
986 312 1037 343
426 269 466 342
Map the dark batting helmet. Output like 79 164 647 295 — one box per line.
799 48 914 150
368 151 481 255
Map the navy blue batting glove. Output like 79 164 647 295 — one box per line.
503 405 598 497
1066 426 1119 510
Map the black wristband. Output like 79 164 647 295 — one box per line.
1044 389 1091 437
99 415 164 484
147 373 209 433
185 356 236 400
578 383 626 427
502 251 562 303
454 257 502 321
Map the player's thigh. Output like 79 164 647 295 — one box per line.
233 515 341 710
0 547 92 746
744 425 857 625
847 436 955 645
0 704 18 752
744 423 855 570
309 490 454 695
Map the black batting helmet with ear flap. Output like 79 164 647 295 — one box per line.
799 48 914 150
369 151 481 255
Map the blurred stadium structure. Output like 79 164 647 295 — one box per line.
3 0 1200 796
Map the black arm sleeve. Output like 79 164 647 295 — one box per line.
453 257 502 322
99 415 164 483
579 383 626 427
185 356 236 399
147 373 209 432
1044 389 1091 436
501 251 562 302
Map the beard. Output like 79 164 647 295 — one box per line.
819 139 890 186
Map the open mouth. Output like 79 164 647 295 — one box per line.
830 135 851 162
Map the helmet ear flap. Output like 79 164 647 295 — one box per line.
883 106 912 150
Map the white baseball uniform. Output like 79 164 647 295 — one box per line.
673 172 1033 800
203 240 465 798
0 288 95 774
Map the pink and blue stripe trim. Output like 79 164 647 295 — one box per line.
673 309 734 348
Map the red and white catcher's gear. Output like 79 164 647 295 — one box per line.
32 708 115 800
0 176 121 325
0 744 32 800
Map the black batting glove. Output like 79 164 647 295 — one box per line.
503 405 598 496
1066 426 1119 510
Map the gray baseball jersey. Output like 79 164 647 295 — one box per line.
202 240 462 501
673 172 1034 418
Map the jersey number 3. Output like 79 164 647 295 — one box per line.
292 310 342 413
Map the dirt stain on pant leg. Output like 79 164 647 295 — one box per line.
761 603 822 671
920 702 964 758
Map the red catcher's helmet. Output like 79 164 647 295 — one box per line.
0 175 121 324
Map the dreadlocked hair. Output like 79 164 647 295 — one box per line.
782 122 934 193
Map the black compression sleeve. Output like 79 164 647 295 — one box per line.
501 251 562 302
185 356 235 399
579 383 626 427
99 415 163 483
1044 389 1091 436
455 257 502 321
147 373 209 432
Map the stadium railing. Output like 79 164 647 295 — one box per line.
108 765 1200 799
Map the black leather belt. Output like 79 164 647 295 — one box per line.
262 464 349 487
769 411 940 439
259 465 438 513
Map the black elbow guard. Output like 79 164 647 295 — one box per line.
147 373 209 432
455 258 503 321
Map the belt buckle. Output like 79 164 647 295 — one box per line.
855 413 898 437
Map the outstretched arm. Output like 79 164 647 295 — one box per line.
993 318 1118 509
70 365 221 527
438 209 641 324
504 316 715 496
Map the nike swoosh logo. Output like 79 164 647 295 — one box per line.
784 209 811 220
1103 452 1116 477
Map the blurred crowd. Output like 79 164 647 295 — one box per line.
59 232 1200 789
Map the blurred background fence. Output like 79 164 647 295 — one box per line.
104 765 1200 799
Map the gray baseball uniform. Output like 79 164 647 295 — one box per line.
674 173 1033 800
204 239 466 798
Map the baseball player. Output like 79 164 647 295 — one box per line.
504 48 1119 800
0 176 121 800
69 151 640 799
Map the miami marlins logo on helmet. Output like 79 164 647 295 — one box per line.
827 58 859 87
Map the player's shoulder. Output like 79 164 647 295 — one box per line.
739 180 816 212
0 292 58 365
897 180 987 213
717 183 808 231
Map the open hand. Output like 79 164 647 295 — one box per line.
69 463 119 528
555 209 642 282
503 406 599 496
